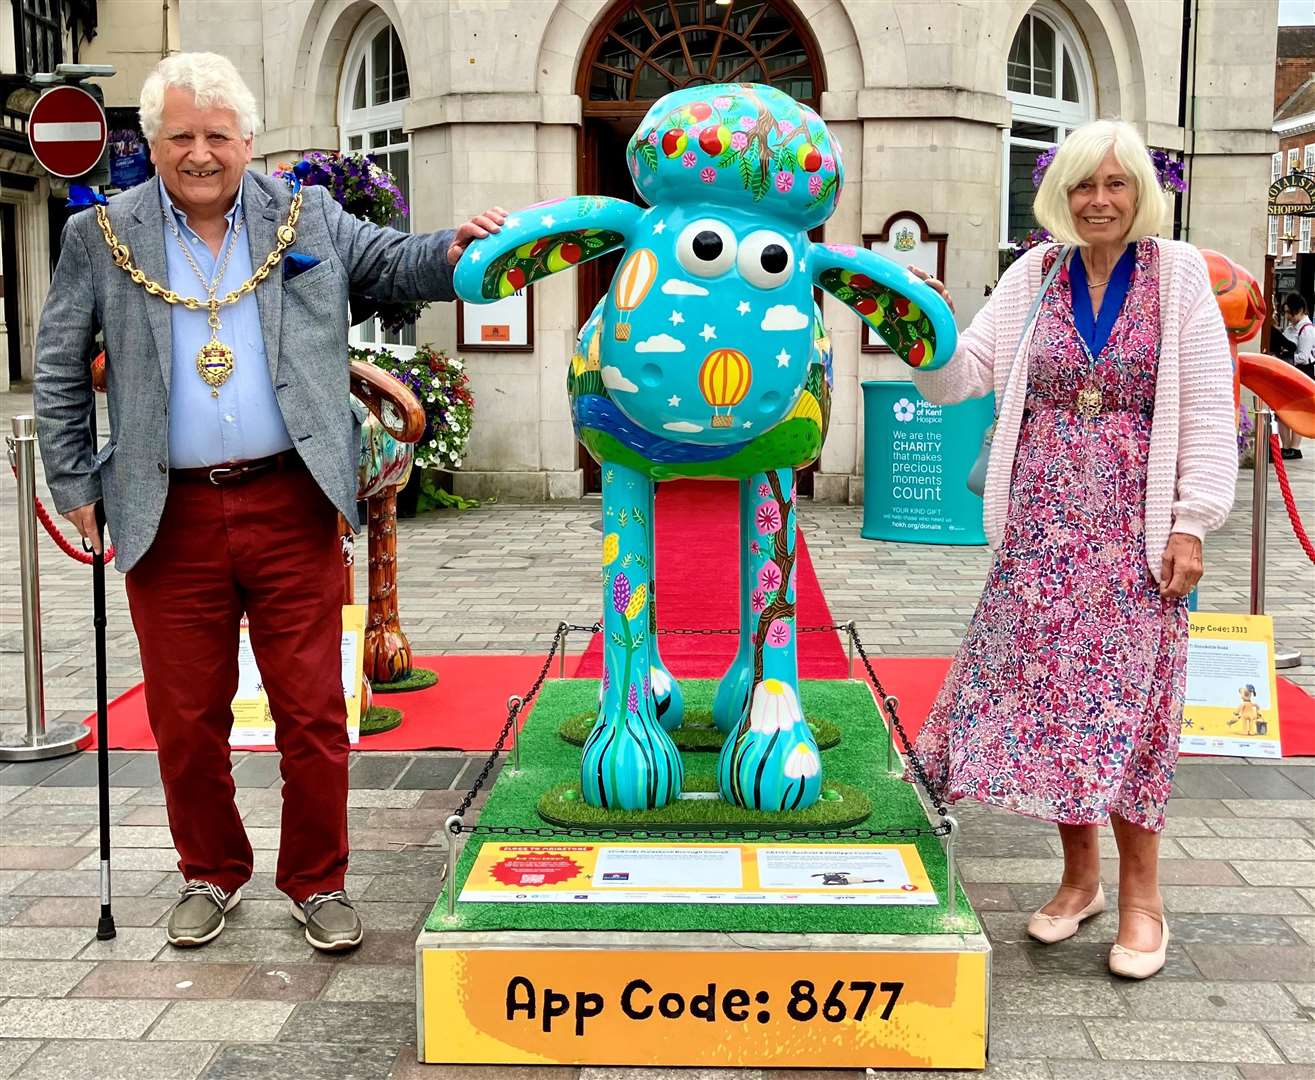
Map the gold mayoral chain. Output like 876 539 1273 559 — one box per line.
95 191 302 396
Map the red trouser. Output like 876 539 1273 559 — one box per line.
124 461 348 902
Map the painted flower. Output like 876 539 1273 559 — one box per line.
767 619 792 648
775 171 794 193
738 116 756 130
749 539 761 556
756 502 782 535
602 667 610 691
783 742 820 779
602 532 620 566
808 174 823 197
681 151 697 168
650 665 671 696
751 588 767 614
647 130 658 145
757 482 770 497
749 679 802 734
714 95 732 109
627 683 639 713
776 119 792 135
642 672 651 698
758 561 783 592
821 155 835 171
731 131 749 150
625 583 648 621
612 571 632 614
700 167 717 184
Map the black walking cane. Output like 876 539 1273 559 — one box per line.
92 499 116 941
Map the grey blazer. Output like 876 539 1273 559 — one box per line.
34 171 455 570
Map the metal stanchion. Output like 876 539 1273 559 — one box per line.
444 815 462 918
1 415 90 762
558 624 568 679
508 695 524 772
944 815 960 920
884 694 900 775
1251 407 1304 669
845 620 855 680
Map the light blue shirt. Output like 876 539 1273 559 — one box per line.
160 179 293 467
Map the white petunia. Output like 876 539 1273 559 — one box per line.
783 741 819 779
749 679 802 734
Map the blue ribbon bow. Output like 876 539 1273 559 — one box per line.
65 184 108 211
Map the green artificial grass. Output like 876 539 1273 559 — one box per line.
558 706 841 752
426 679 975 937
538 773 871 830
360 705 403 736
371 666 438 694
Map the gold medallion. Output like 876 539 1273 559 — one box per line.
1075 385 1103 418
196 339 236 397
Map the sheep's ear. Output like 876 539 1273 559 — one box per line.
808 242 957 370
453 197 641 302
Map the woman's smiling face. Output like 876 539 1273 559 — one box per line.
1068 148 1137 247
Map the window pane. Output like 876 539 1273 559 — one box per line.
1032 18 1056 98
1269 217 1279 257
1062 48 1080 103
1305 144 1315 173
1274 152 1283 180
389 149 410 232
1013 121 1058 143
372 28 391 105
352 64 366 111
370 129 389 149
349 134 363 150
391 29 410 100
1007 17 1032 94
1008 140 1048 243
389 127 405 145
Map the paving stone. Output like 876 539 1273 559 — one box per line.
392 1051 581 1080
1238 1067 1315 1080
0 926 95 958
1225 800 1315 820
1024 940 1200 980
280 1002 416 1043
0 895 31 925
1288 916 1315 947
986 1015 1093 1058
992 975 1124 1017
1165 799 1237 819
75 926 168 961
987 941 1034 976
229 755 285 788
149 999 295 1041
1161 885 1314 915
4 801 134 827
1287 983 1315 1009
0 1040 40 1080
0 958 95 996
1280 766 1315 798
1119 980 1306 1022
0 844 96 869
224 872 371 901
1177 837 1315 861
199 1043 396 1080
321 964 415 1003
7 785 137 806
361 874 445 902
1084 1019 1283 1063
71 960 252 998
1204 817 1314 838
348 757 412 789
0 756 81 786
0 822 98 845
11 869 168 897
964 882 1018 911
1219 766 1312 800
1266 1021 1315 1063
37 754 105 786
12 1039 217 1080
154 928 318 964
1172 766 1248 799
336 931 419 966
1233 862 1315 888
1186 944 1315 981
1166 913 1304 946
233 963 333 1002
120 805 171 826
107 752 163 787
1048 1066 1247 1080
0 996 166 1038
393 757 466 790
0 869 33 895
345 790 424 808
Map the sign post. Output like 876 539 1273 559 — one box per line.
28 84 108 179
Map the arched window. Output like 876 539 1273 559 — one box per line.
1001 4 1094 247
340 9 413 351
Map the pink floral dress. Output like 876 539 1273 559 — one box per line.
911 239 1187 832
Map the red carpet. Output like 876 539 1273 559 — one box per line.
854 658 1315 759
81 655 551 753
573 479 848 679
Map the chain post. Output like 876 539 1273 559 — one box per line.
557 622 568 679
444 815 462 918
846 620 856 680
884 695 900 775
507 695 524 773
944 815 960 920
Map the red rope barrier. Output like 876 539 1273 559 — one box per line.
10 466 114 565
1270 433 1315 565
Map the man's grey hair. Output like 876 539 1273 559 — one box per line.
139 52 260 144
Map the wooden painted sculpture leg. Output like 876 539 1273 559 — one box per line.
363 486 413 684
581 461 684 810
712 477 755 734
717 468 821 811
646 481 684 732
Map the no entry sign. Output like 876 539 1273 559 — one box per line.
28 85 107 179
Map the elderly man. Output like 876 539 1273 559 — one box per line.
35 52 504 952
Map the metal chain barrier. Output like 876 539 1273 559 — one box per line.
1269 433 1315 565
448 619 950 841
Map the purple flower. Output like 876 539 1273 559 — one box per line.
1031 146 1057 188
627 684 639 713
751 588 767 614
758 561 783 592
700 167 717 184
603 667 610 691
643 673 651 698
756 502 781 535
775 171 794 193
767 619 791 647
612 572 632 614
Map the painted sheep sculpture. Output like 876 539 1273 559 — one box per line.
455 83 957 812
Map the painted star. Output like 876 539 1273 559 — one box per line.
652 220 667 234
669 310 685 326
741 420 753 429
469 248 483 262
540 214 556 228
737 300 751 315
700 323 717 342
776 348 791 367
667 395 681 407
505 216 521 228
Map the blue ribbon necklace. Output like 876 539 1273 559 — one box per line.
1068 243 1136 417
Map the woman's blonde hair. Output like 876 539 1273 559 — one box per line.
1033 120 1167 246
140 52 260 144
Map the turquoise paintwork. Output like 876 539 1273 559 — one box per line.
454 83 958 812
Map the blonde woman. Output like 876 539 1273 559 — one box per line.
907 120 1236 979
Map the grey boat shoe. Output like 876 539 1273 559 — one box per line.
167 880 241 947
291 889 364 952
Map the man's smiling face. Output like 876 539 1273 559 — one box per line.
150 85 252 221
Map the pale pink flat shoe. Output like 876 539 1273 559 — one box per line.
1109 915 1170 979
1026 883 1106 944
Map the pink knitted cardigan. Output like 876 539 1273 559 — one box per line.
914 240 1237 582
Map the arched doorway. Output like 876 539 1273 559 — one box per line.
574 0 825 491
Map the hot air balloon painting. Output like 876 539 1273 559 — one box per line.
613 248 658 340
700 348 752 428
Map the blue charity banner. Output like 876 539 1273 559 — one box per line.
108 129 149 190
861 381 992 546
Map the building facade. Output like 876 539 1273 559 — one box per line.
1271 25 1315 314
6 1 1280 500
